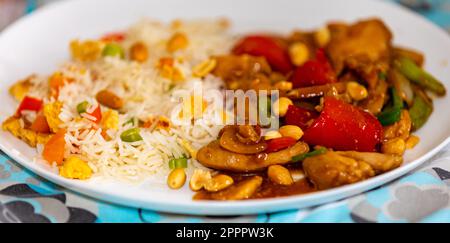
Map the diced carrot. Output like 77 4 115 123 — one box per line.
49 72 73 98
43 129 66 165
30 114 50 133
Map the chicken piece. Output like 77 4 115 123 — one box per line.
359 78 388 115
197 140 309 172
212 54 272 91
59 156 93 180
9 76 34 102
303 151 402 190
196 176 263 200
43 102 63 133
327 19 392 89
2 117 51 147
383 110 412 140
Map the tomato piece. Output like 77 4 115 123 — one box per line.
266 137 297 153
303 97 383 152
101 32 126 43
291 48 336 88
16 96 43 117
43 129 66 165
232 35 293 74
30 113 50 133
284 105 318 130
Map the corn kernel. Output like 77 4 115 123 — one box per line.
289 42 309 66
167 32 189 53
264 130 283 140
193 59 217 78
273 97 293 117
314 26 330 47
406 135 420 149
273 81 293 91
346 82 368 101
279 125 304 141
382 138 406 156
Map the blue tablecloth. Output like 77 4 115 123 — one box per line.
0 0 449 223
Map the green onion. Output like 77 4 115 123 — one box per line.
378 72 387 80
169 157 188 169
120 128 143 142
292 147 327 163
76 101 89 114
394 57 446 96
102 43 125 58
377 88 404 126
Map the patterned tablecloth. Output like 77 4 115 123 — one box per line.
0 0 449 223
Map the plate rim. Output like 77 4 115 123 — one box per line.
0 0 449 215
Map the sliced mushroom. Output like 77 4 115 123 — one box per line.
197 140 309 172
219 126 267 154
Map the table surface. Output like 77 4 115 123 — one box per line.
0 0 449 223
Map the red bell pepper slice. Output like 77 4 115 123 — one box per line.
291 48 336 88
15 96 43 117
101 32 126 43
266 137 297 153
284 105 319 130
87 105 102 124
303 97 383 152
232 35 293 74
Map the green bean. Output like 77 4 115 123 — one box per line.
394 57 446 96
292 147 327 162
377 88 403 126
409 89 433 131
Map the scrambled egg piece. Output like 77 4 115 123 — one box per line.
43 102 63 133
70 39 104 62
101 109 119 130
59 156 93 180
2 117 51 147
9 76 33 102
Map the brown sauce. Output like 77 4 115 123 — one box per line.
193 169 317 200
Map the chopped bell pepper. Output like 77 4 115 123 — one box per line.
15 96 43 117
232 35 293 74
303 97 383 152
290 48 336 88
284 105 318 130
265 137 297 153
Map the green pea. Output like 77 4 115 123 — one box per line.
120 128 143 142
76 101 89 114
102 43 125 58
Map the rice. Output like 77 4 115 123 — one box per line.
25 18 235 183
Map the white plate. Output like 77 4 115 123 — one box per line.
0 0 449 216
